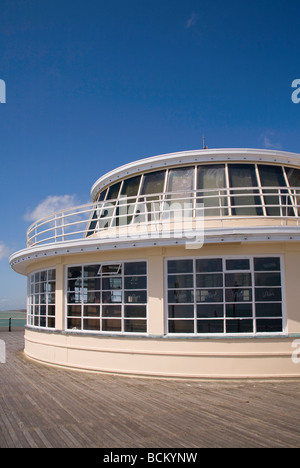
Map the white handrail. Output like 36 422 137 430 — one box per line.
26 186 300 247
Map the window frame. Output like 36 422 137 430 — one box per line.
165 255 286 337
65 260 148 335
27 268 56 329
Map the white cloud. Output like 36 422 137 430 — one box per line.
24 195 78 222
262 131 282 150
0 242 10 260
186 12 197 29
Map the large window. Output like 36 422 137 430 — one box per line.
66 261 147 334
87 163 300 238
28 269 56 328
167 257 283 335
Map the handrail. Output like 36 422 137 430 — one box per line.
26 186 300 247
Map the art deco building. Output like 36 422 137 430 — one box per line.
10 148 300 378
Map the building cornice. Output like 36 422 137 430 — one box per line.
9 225 300 275
90 148 300 201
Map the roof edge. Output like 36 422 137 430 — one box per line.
91 148 300 201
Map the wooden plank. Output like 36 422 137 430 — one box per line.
1 330 300 448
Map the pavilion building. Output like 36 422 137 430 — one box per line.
10 148 300 378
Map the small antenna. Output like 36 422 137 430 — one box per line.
203 135 208 149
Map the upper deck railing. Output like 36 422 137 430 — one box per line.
26 186 300 247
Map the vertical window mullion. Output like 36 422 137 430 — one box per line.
225 164 232 216
193 258 197 335
282 166 297 217
255 164 267 217
121 262 124 333
223 258 226 334
251 257 256 335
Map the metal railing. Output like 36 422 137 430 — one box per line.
26 186 300 247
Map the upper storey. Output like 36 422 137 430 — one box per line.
10 148 300 274
90 148 300 201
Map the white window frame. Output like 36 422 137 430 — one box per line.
165 255 286 337
65 260 148 335
27 267 56 329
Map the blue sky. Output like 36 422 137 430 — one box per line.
0 0 300 309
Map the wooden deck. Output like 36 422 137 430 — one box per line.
1 330 300 448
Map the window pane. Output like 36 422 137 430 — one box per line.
225 288 252 302
258 165 287 216
168 320 194 334
228 164 262 216
256 303 282 318
255 272 281 286
83 305 100 317
141 170 166 194
258 165 286 187
197 164 227 216
67 318 81 330
255 288 282 302
169 305 194 318
102 319 121 332
225 273 252 287
125 276 147 290
124 320 146 333
197 320 224 334
121 175 141 197
168 275 194 289
125 291 147 303
167 167 194 192
197 304 223 318
106 182 121 200
226 259 250 270
226 304 253 318
124 305 146 318
168 290 194 303
84 265 100 277
102 305 121 317
168 260 193 274
68 267 82 279
84 319 100 331
256 319 282 333
254 257 280 271
196 289 223 303
196 259 223 272
124 262 147 275
67 305 81 317
102 277 122 290
285 167 300 187
226 319 253 333
196 274 223 288
102 290 122 303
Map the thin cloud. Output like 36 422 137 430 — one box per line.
0 242 10 260
186 12 197 29
262 132 282 150
24 195 78 222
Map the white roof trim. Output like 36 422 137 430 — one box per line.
90 148 300 201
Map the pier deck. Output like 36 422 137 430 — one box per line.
1 331 300 448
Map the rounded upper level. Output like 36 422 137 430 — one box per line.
10 148 300 275
91 148 300 201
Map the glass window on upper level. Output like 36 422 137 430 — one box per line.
228 164 263 216
87 162 300 238
141 170 166 195
197 164 227 216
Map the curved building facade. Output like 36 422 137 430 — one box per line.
10 148 300 378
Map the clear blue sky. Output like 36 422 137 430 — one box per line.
0 0 300 309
